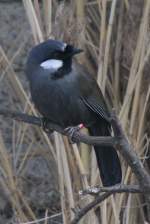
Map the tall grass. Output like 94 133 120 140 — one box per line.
0 0 150 223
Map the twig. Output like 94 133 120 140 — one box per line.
70 192 112 224
79 184 143 195
111 110 150 191
0 109 150 223
18 212 62 224
0 109 150 189
0 109 117 146
111 110 150 221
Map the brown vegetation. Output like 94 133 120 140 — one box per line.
0 0 150 224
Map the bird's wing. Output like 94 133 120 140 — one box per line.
81 96 110 122
75 63 111 122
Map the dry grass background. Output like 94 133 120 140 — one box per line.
0 0 150 223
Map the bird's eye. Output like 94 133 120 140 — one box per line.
65 45 73 52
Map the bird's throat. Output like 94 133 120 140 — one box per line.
51 58 72 79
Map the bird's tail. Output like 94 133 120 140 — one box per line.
89 120 122 186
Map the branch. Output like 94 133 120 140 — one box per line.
111 111 150 191
71 192 112 224
0 109 150 189
79 184 143 195
71 183 145 223
0 109 117 146
1 109 150 222
111 110 150 222
1 109 150 189
0 109 65 134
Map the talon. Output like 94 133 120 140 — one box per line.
65 124 84 144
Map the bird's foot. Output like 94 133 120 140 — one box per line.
65 124 84 144
41 117 54 134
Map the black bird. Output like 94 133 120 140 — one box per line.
26 39 122 186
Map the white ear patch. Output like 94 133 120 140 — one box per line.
40 59 63 70
62 43 67 51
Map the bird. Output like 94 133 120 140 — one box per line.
26 39 122 186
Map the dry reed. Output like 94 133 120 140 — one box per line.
0 0 150 224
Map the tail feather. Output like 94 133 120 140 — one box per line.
89 120 122 186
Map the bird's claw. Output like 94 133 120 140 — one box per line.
65 124 84 144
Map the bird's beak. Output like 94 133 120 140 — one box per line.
72 48 84 55
64 45 84 59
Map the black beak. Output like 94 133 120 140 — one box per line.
64 45 84 59
72 48 84 55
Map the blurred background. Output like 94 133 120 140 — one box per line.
0 0 150 223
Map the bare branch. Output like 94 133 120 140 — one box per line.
111 110 150 191
0 109 150 190
0 109 64 134
79 184 143 195
0 109 150 223
0 109 117 146
71 192 112 224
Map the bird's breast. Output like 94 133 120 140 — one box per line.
30 71 93 128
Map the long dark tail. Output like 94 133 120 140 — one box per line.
89 120 122 186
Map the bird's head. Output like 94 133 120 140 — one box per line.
27 39 83 72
